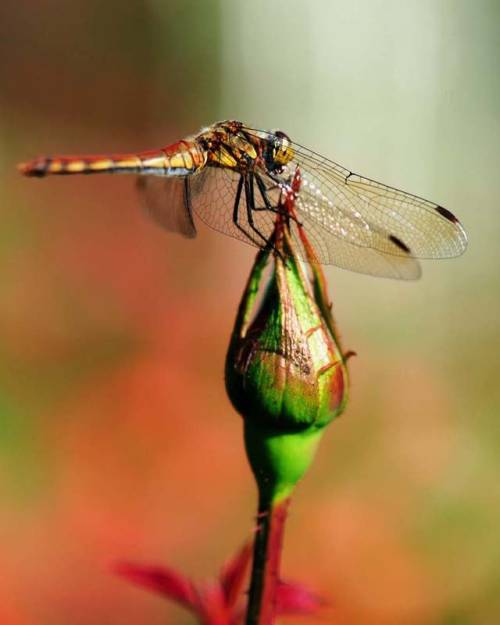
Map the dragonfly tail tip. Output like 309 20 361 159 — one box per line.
17 159 46 177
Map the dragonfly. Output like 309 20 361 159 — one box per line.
18 119 467 279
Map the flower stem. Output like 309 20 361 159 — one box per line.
245 496 290 625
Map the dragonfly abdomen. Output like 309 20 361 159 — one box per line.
18 140 207 178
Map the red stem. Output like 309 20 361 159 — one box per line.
245 497 291 625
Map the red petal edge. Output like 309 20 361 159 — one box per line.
113 561 198 611
219 542 253 610
276 580 326 616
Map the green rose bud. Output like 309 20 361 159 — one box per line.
226 168 350 502
226 235 346 429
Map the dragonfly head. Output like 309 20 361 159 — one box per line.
264 130 294 172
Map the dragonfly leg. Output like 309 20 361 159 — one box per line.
232 175 264 248
247 174 287 262
254 174 303 228
245 173 273 247
254 174 279 213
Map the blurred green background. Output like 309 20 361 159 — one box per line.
0 1 499 624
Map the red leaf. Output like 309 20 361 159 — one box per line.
219 542 253 610
113 561 198 611
276 580 326 616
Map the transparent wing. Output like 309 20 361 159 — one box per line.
188 166 421 279
137 176 197 238
256 171 421 279
286 203 421 279
242 126 468 261
138 165 277 249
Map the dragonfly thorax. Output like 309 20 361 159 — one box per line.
200 121 261 172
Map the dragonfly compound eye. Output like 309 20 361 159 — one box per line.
264 130 294 172
273 130 294 167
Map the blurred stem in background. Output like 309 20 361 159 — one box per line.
226 168 350 624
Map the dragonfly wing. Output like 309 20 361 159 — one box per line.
294 151 467 259
137 176 197 238
343 173 468 258
285 147 467 260
287 197 421 279
255 169 421 279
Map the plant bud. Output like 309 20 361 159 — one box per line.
226 222 347 431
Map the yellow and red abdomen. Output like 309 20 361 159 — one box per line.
18 139 207 177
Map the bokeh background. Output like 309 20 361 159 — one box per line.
1 1 499 624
